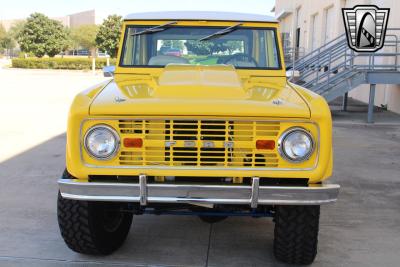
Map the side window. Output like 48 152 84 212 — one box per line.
122 28 135 65
122 28 149 65
263 30 280 68
258 32 267 67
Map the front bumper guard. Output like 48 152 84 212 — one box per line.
59 175 340 207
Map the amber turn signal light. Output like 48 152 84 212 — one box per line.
124 138 143 148
256 140 275 150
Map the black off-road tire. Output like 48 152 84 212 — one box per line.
273 205 320 265
57 192 133 255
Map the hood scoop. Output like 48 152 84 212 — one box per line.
153 64 247 99
89 64 311 118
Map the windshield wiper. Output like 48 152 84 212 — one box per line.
198 23 243 41
131 21 177 36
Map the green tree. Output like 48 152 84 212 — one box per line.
96 15 122 58
185 40 213 55
17 13 69 57
0 24 5 37
225 40 243 53
8 20 26 40
1 35 16 51
1 23 19 56
0 24 6 51
70 25 99 51
161 40 184 50
63 28 74 52
185 40 243 55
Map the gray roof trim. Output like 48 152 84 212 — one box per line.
124 11 277 23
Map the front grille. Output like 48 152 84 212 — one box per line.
117 119 280 168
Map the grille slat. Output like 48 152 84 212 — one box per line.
118 119 280 168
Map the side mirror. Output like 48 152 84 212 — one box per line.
286 70 300 81
103 65 115 77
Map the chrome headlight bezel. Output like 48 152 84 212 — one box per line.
278 127 315 163
83 124 120 160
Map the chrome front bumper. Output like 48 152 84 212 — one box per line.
58 176 340 207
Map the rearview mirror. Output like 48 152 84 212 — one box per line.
103 65 115 77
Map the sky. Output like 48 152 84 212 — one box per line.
0 0 275 23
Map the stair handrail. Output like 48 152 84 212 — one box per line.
290 37 348 72
289 28 400 102
294 43 349 82
287 33 347 70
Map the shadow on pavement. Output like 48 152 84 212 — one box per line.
0 133 284 267
1 126 399 267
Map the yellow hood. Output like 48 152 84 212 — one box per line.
89 65 310 118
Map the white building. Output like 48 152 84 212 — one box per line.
274 0 400 114
1 9 96 31
54 10 96 29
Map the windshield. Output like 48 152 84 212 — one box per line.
120 25 281 69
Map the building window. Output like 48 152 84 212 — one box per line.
295 7 302 48
324 6 334 44
311 13 319 50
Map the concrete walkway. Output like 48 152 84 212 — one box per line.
0 67 107 162
1 68 400 266
330 96 400 125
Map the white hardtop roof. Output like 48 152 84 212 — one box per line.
124 11 277 23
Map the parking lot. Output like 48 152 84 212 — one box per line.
0 67 399 267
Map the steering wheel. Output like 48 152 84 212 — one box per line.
218 53 258 67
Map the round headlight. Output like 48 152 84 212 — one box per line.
278 128 314 162
84 125 120 160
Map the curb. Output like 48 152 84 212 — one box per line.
333 121 400 127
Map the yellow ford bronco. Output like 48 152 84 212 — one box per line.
57 11 339 265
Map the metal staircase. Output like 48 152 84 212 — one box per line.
287 28 400 122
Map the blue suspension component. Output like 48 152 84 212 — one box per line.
138 208 274 218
